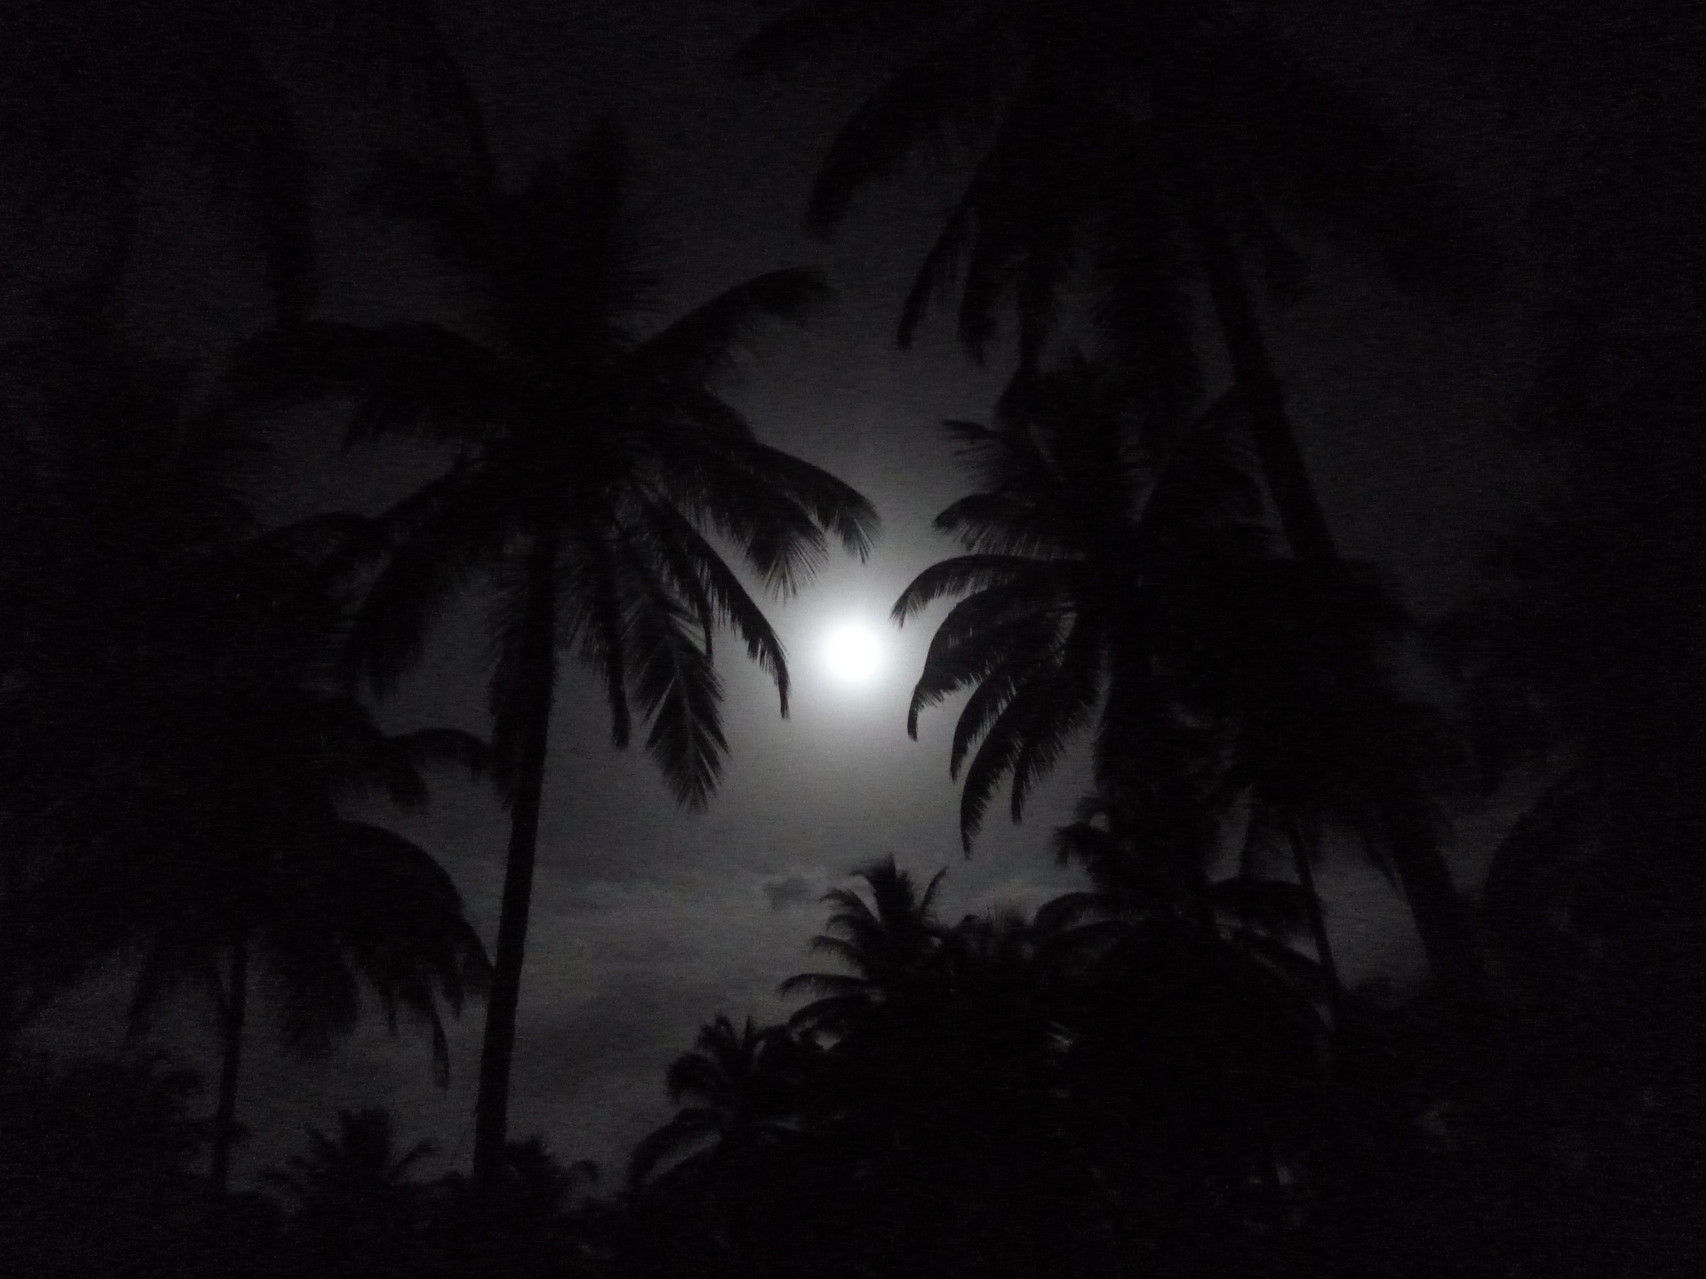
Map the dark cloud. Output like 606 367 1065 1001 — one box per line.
760 870 825 912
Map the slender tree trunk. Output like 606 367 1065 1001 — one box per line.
473 530 558 1187
210 934 249 1194
1179 179 1337 563
1383 799 1495 1032
1279 811 1343 1024
1156 94 1493 1022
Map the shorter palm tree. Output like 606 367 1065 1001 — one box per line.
267 1107 435 1208
108 531 491 1192
267 1107 438 1279
778 857 948 1039
629 1015 814 1189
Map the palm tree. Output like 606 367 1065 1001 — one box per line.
113 533 492 1192
891 354 1261 847
738 0 1490 558
778 856 948 1039
231 120 878 1183
0 240 494 1206
266 1107 438 1279
1165 552 1487 1021
896 354 1489 1019
267 1106 435 1207
629 1015 814 1189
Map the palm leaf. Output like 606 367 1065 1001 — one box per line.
346 466 511 696
628 1111 718 1187
803 23 1014 237
638 268 831 390
907 605 1060 737
891 554 1048 624
1005 619 1104 819
621 568 727 809
633 496 792 714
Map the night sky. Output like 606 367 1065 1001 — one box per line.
4 0 1683 1186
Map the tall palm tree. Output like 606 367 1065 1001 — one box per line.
897 354 1488 1018
1168 554 1485 1019
738 0 1491 557
232 121 878 1184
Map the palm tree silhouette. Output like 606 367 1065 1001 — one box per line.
779 856 948 1039
232 119 878 1183
1167 553 1485 1020
629 1015 813 1189
114 534 491 1192
738 0 1490 556
2 317 487 1172
265 1107 439 1279
267 1106 435 1206
891 354 1260 847
895 354 1486 1016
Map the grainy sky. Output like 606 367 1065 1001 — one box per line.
7 0 1663 1184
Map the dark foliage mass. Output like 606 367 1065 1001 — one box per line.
2 0 1702 1276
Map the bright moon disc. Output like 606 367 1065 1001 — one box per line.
822 621 884 685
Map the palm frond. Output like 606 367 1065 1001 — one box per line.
958 671 1088 849
804 25 1014 237
907 605 1061 739
633 497 792 714
622 570 727 809
639 268 831 390
578 529 636 750
777 970 873 1000
948 646 1054 778
647 441 830 593
628 1111 718 1188
892 554 1056 625
346 466 510 696
1006 622 1103 819
931 493 1060 556
710 438 880 563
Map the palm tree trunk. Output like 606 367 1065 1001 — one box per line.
1179 179 1337 563
1158 101 1492 1022
1280 811 1343 1024
1383 800 1495 1033
473 530 558 1187
210 933 249 1194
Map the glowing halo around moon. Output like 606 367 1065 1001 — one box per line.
820 619 886 686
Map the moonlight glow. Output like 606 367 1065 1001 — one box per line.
821 620 885 685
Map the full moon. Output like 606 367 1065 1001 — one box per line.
821 620 885 685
